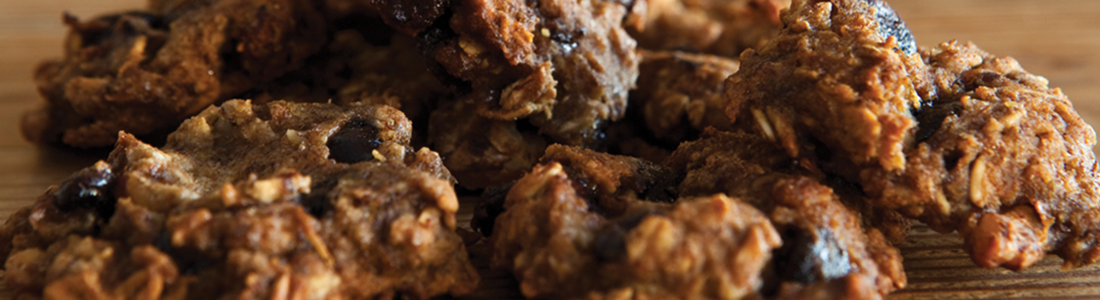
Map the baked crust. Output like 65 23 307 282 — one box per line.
865 41 1100 270
24 0 327 148
633 50 741 143
416 0 641 146
725 0 1100 270
667 129 907 297
629 0 789 57
491 151 780 299
3 100 479 299
486 143 905 299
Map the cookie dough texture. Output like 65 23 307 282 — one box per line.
871 41 1100 270
629 0 789 57
490 146 780 300
417 0 641 145
488 144 905 299
2 100 478 299
633 50 741 143
25 0 327 148
667 130 906 297
726 0 1100 270
725 0 924 172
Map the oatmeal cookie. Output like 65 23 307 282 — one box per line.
859 41 1100 270
23 0 327 148
485 144 904 299
726 0 1100 271
666 129 905 297
2 100 478 299
629 0 789 57
428 100 547 189
416 0 640 146
724 0 924 172
246 24 446 118
245 25 449 147
576 50 738 164
633 50 741 143
601 119 674 163
343 0 449 35
491 161 781 299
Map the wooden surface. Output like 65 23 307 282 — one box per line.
2 0 1100 299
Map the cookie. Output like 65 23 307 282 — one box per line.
667 129 907 297
629 0 789 57
483 143 905 299
863 41 1100 269
3 100 479 299
725 0 1100 270
415 0 641 146
633 50 741 143
24 0 327 148
724 0 926 172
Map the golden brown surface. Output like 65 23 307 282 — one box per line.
4 0 1100 299
667 130 906 298
629 0 789 57
2 100 478 299
633 50 741 143
490 145 782 299
417 0 640 146
23 0 327 148
725 0 923 172
726 0 1100 272
474 143 903 299
429 100 547 189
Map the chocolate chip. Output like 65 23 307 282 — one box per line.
774 227 851 283
53 164 117 219
327 118 383 164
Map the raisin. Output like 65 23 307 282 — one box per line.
774 227 851 283
53 163 117 219
327 118 383 164
866 0 916 55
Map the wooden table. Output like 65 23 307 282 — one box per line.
2 0 1100 299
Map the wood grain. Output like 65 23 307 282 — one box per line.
1 0 1100 299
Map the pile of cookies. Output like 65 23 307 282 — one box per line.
5 0 1100 299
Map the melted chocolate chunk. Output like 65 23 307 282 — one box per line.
327 118 382 163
